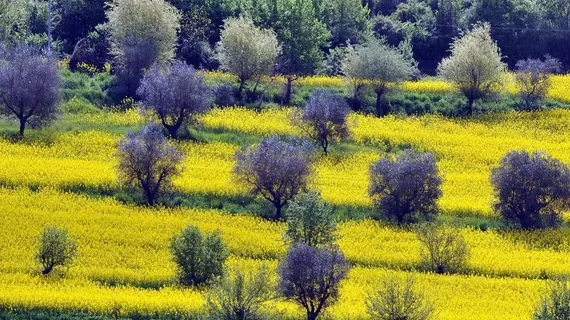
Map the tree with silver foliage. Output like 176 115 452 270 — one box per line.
438 23 506 115
138 61 212 139
117 124 184 206
278 243 350 320
0 45 60 137
295 90 350 155
285 191 338 248
234 136 314 220
342 38 417 117
491 151 570 229
369 150 442 225
217 16 280 100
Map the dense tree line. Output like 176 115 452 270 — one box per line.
2 0 570 74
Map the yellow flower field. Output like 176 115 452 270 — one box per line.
0 187 558 319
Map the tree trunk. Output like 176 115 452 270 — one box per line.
19 119 26 137
375 89 388 117
307 311 318 320
42 265 53 275
238 78 246 101
282 77 294 106
467 96 474 116
274 203 283 220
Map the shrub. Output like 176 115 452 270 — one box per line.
295 90 350 155
0 45 60 136
207 265 273 320
416 223 470 274
491 151 570 229
534 279 570 320
366 277 435 320
170 225 229 287
214 83 237 108
234 136 314 220
35 227 77 275
285 191 338 248
515 55 562 110
137 61 212 139
116 124 184 206
278 243 349 320
369 150 442 225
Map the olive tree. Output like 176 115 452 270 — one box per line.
285 191 338 248
278 244 350 320
437 23 506 115
491 151 570 229
137 61 212 139
36 226 77 275
217 16 280 99
295 90 350 155
369 150 442 225
171 225 229 287
366 277 435 320
234 136 314 220
117 124 184 206
416 223 470 274
207 265 273 320
342 38 416 117
515 55 562 110
0 45 60 136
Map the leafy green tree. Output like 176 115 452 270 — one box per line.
275 0 330 105
171 225 229 286
342 38 417 117
322 0 371 48
285 191 338 248
0 0 26 42
217 16 280 99
437 23 506 115
36 227 77 275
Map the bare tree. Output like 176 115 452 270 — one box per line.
416 223 470 274
278 244 350 320
0 45 60 136
515 55 562 110
117 124 184 206
138 61 212 139
294 90 350 155
234 136 313 220
366 277 435 320
438 23 506 115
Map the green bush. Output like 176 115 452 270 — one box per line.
284 191 338 248
35 227 78 275
170 225 229 286
534 279 570 320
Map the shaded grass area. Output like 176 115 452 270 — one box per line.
0 309 203 320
